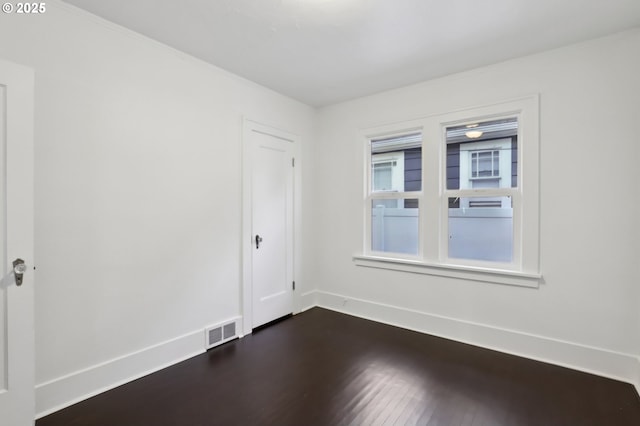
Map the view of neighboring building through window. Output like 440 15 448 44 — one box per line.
369 133 421 254
372 161 396 190
471 150 499 179
446 118 518 262
361 96 540 282
367 118 518 263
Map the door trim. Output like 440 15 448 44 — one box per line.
241 119 299 336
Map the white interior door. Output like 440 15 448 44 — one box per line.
0 59 35 426
247 125 294 329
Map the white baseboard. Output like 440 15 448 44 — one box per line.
314 290 640 388
35 329 206 419
297 290 317 313
34 294 639 419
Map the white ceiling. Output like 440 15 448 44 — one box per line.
62 0 640 107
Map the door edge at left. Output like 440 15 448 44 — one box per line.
1 57 35 425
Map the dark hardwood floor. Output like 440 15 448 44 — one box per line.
37 308 640 426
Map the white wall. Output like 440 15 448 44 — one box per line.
1 1 639 416
312 29 640 386
0 1 314 415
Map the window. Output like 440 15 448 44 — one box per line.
368 133 421 255
357 96 540 287
372 161 395 191
471 150 499 179
446 118 517 263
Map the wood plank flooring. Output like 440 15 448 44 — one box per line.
37 308 640 426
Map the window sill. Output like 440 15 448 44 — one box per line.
352 255 541 288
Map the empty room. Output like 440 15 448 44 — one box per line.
1 0 639 425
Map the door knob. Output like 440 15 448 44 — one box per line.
255 234 263 249
13 258 26 286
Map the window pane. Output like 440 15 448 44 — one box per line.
371 199 419 255
371 133 422 192
373 162 393 190
446 118 517 189
448 196 512 262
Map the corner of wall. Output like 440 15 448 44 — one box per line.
297 290 318 313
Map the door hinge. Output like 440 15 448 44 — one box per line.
292 157 295 167
292 281 296 291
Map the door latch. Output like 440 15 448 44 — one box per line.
255 234 263 249
13 258 26 286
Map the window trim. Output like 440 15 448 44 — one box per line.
352 254 542 288
358 95 541 287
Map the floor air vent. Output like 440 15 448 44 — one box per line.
223 322 236 340
205 318 239 350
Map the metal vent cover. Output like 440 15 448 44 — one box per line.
223 322 236 340
205 319 239 350
208 327 223 346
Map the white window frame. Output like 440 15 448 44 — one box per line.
355 96 541 287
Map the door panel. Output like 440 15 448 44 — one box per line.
0 85 6 394
0 59 35 426
250 130 294 328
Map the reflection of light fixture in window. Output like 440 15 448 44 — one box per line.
464 123 483 138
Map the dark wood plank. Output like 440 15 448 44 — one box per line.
37 308 640 426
